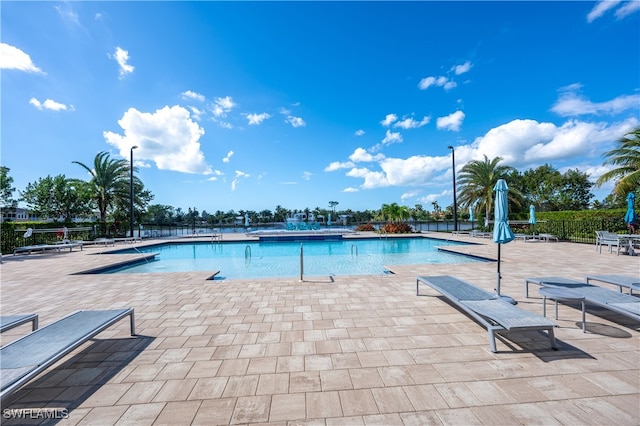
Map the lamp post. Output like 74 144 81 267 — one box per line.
447 145 458 232
130 145 138 238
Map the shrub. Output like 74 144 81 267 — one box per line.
355 223 376 232
381 222 413 234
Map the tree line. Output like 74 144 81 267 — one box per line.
1 128 638 231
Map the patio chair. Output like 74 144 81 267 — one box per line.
523 277 640 322
1 309 135 403
416 275 557 352
595 231 621 255
0 314 38 333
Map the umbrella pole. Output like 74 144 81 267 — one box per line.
496 243 501 295
495 243 517 304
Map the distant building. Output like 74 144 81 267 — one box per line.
0 207 97 223
1 207 39 223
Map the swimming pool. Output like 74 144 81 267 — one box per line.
105 237 484 279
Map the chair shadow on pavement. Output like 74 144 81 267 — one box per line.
2 335 155 425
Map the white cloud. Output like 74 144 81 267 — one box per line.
333 109 639 193
223 151 234 163
110 47 134 79
615 0 640 19
188 106 204 121
246 112 271 125
212 96 235 117
417 190 449 205
380 113 398 127
551 90 640 117
55 4 80 26
401 190 421 201
393 116 430 129
231 170 250 190
381 129 403 145
348 147 385 163
181 90 205 102
472 117 639 166
103 105 212 174
324 161 356 172
29 98 70 111
343 187 359 192
436 110 465 131
418 76 456 91
286 115 306 127
206 170 224 182
346 167 389 189
0 43 44 74
355 129 365 136
302 171 312 181
451 61 472 75
587 0 621 22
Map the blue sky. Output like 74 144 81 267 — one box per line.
2 1 639 214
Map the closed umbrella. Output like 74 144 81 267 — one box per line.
493 179 516 304
624 192 638 232
469 206 475 229
327 213 332 226
528 204 537 236
244 215 250 228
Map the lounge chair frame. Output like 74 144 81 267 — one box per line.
13 242 83 255
0 314 39 333
0 309 135 403
585 274 640 295
524 277 640 322
417 276 557 352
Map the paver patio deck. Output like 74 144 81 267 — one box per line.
0 232 638 425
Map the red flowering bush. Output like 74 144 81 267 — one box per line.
355 223 376 232
381 222 413 234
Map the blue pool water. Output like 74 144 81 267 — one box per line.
108 237 484 279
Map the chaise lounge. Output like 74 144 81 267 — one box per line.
1 309 135 403
416 275 557 352
13 242 83 255
524 277 640 322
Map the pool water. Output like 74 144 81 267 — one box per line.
108 237 483 279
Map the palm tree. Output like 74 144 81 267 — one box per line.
329 201 339 215
73 151 132 222
596 127 640 197
457 155 515 224
381 202 410 222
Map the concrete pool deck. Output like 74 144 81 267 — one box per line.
1 232 638 425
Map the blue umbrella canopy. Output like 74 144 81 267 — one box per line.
493 179 515 244
493 179 515 301
624 193 638 225
528 204 537 225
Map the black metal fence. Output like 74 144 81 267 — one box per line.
1 217 634 255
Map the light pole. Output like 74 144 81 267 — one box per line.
447 145 458 232
130 145 138 238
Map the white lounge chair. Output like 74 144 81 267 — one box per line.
417 276 557 352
